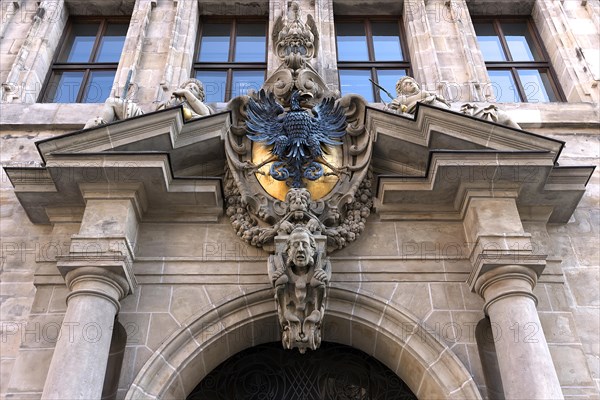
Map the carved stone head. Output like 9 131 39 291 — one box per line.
285 227 316 270
285 188 311 219
180 78 205 102
396 76 420 96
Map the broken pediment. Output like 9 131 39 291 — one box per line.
367 103 594 223
5 106 226 224
4 101 593 227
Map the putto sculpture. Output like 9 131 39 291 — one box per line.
156 78 212 120
83 78 211 129
387 75 521 128
268 227 330 353
387 76 451 114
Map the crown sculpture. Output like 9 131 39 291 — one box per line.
224 2 372 353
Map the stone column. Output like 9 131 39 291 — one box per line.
474 265 563 400
464 193 564 399
41 185 143 400
41 267 129 400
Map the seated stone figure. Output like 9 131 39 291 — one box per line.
156 78 212 120
83 96 144 129
387 76 451 114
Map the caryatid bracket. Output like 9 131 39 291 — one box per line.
268 227 330 353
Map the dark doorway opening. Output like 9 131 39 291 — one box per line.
187 342 417 399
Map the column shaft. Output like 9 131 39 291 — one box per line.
41 268 127 400
477 266 563 400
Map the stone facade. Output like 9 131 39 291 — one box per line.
0 0 598 399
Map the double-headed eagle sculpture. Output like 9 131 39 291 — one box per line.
245 90 347 188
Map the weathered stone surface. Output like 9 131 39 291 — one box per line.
0 0 598 399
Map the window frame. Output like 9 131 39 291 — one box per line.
335 16 411 102
473 17 565 103
193 17 268 102
40 16 129 103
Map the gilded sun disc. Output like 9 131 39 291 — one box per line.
252 143 341 201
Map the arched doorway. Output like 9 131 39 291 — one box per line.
125 287 482 399
187 342 418 399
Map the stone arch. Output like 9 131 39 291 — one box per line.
125 287 482 399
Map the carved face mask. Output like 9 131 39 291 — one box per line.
288 231 313 268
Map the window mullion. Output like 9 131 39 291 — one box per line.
365 19 376 62
229 20 236 63
89 19 105 63
225 69 233 101
77 69 92 103
495 20 513 62
511 67 527 102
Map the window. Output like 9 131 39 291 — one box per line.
194 19 267 102
474 19 563 103
335 18 410 102
41 18 128 103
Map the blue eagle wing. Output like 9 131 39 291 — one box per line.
246 90 286 157
310 97 347 155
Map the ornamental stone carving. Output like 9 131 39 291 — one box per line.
262 2 330 106
224 3 373 352
386 76 521 128
83 78 212 129
268 227 330 353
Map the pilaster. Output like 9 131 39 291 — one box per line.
1 0 68 103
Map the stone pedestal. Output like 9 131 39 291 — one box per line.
474 265 563 400
41 267 129 400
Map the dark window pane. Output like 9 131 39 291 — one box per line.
46 71 84 102
96 23 128 62
60 23 100 62
336 23 369 61
487 70 521 102
234 23 266 62
376 69 407 102
83 70 115 103
196 70 227 102
339 69 374 102
372 22 403 61
474 22 506 61
199 23 230 62
502 23 541 61
231 70 264 98
517 69 555 102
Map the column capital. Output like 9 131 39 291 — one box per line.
474 264 538 315
64 266 130 312
58 256 134 299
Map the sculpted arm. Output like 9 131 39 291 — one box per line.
174 88 212 117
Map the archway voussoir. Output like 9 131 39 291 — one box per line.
160 374 186 400
126 289 482 400
396 346 428 396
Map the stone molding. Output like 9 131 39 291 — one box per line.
1 0 67 103
533 0 599 102
158 0 199 96
474 264 538 314
125 286 482 399
63 266 131 312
